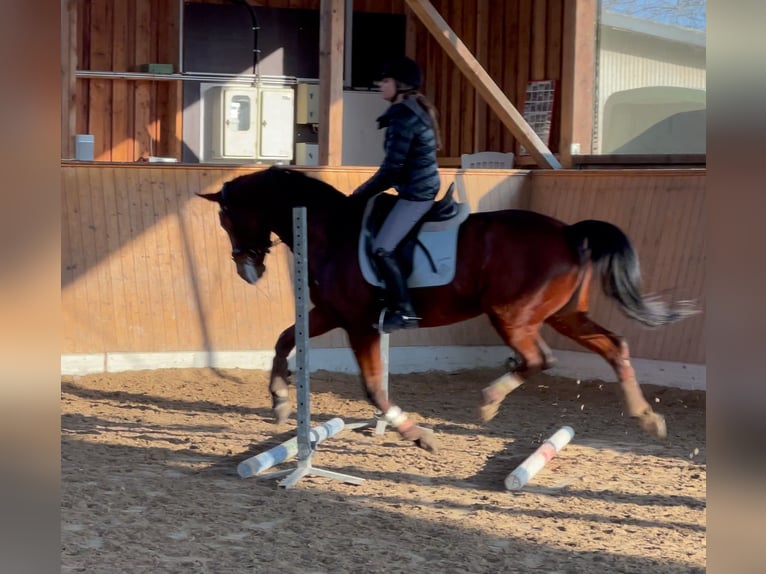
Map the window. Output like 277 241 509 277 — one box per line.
230 96 252 132
594 1 706 155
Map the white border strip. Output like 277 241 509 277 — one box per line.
61 346 705 390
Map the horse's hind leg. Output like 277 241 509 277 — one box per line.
479 318 546 423
507 335 556 371
349 330 439 453
270 307 338 424
547 311 666 438
536 335 558 370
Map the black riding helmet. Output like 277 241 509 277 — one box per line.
379 56 422 90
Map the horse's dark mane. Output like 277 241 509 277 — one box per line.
227 166 350 213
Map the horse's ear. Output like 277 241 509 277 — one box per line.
197 191 222 203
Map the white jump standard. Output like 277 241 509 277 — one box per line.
249 207 364 489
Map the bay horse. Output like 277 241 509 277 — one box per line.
200 166 695 453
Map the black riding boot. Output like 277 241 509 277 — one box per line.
372 249 420 333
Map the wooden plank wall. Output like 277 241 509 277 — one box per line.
62 164 704 366
73 0 182 161
530 170 705 364
411 0 565 157
61 164 528 354
67 0 568 162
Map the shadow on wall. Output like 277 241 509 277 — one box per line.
602 86 706 154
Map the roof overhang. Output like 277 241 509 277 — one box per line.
601 11 706 48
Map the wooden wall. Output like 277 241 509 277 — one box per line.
62 164 704 365
411 0 567 157
64 0 581 163
72 0 182 161
529 170 705 363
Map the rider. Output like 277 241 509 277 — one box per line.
351 56 442 333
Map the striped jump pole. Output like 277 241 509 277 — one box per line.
254 207 364 489
238 418 345 478
505 426 575 490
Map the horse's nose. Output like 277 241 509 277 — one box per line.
236 260 263 284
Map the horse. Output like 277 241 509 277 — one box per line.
199 166 696 453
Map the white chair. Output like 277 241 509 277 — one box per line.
460 151 515 169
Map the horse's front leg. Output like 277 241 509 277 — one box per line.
270 307 338 424
349 330 439 453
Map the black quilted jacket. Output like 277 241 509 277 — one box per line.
353 97 441 202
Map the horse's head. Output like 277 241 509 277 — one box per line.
198 182 274 285
200 167 355 283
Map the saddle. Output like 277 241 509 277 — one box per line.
358 182 470 288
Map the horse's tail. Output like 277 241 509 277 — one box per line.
566 219 697 327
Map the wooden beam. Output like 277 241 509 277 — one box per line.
76 0 90 138
61 0 78 159
473 0 488 152
111 0 130 161
404 3 417 57
459 0 475 155
531 0 547 80
514 0 531 155
88 0 113 161
133 0 152 160
318 0 345 166
560 0 596 167
571 154 706 169
158 0 182 160
404 0 561 169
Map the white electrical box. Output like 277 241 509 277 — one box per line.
208 87 258 160
296 83 319 124
295 143 319 166
205 85 294 163
258 88 295 160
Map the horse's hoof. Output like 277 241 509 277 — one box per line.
638 412 667 439
542 356 558 371
413 427 439 454
477 386 504 422
398 422 439 453
273 401 292 425
477 401 500 423
477 375 522 423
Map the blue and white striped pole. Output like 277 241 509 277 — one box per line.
237 418 345 478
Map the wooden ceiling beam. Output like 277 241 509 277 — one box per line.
404 0 561 169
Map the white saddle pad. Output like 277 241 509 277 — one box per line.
358 197 470 288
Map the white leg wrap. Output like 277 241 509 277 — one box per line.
383 406 409 428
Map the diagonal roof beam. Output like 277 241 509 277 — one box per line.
405 0 561 169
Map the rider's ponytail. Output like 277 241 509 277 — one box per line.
403 91 442 152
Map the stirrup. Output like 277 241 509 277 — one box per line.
376 308 420 334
